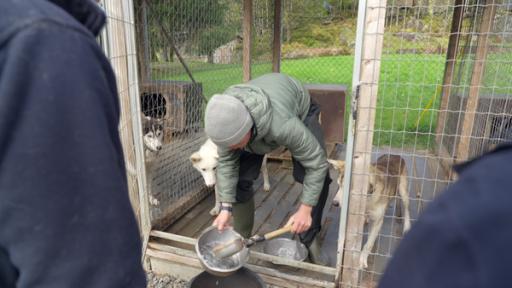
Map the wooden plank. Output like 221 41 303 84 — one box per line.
249 251 337 276
243 0 253 82
176 199 215 238
272 0 282 73
190 209 217 238
456 1 497 161
253 173 295 233
258 182 302 235
254 166 287 208
188 164 284 238
435 0 465 147
147 247 336 287
152 186 210 230
341 0 388 286
146 248 201 268
150 230 197 245
168 192 215 235
164 162 281 237
103 3 152 269
149 238 336 276
148 242 195 255
247 264 335 288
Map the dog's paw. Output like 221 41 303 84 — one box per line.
359 252 369 269
209 206 220 216
263 183 270 192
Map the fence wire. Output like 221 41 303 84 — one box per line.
342 1 512 287
103 0 512 286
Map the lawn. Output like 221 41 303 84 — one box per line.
152 54 447 149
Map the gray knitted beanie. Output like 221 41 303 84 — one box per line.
205 94 253 148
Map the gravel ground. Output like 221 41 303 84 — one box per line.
146 272 188 288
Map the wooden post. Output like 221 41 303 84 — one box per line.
103 0 139 221
134 0 151 83
456 1 497 161
340 0 387 286
243 0 253 82
272 0 282 73
435 0 465 149
104 0 153 269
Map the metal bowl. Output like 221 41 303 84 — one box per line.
195 226 249 277
263 237 308 262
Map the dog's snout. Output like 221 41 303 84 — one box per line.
157 146 162 151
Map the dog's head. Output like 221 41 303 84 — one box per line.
143 118 164 152
190 148 218 187
328 159 346 173
328 159 346 207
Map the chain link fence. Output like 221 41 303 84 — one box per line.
341 1 512 287
100 0 512 286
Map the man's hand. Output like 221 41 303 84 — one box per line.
286 204 313 234
213 210 232 231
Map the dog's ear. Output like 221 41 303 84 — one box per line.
190 152 201 164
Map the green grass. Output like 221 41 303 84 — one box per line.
153 54 447 149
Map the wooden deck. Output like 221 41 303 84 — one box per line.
165 144 450 278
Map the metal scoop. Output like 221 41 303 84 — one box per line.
212 224 293 259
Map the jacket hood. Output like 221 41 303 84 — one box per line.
48 0 105 36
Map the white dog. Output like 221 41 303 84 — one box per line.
328 155 411 269
190 139 270 215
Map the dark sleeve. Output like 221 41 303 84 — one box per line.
378 201 476 288
0 22 146 287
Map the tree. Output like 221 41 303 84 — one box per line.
196 26 236 63
143 0 229 61
282 0 325 43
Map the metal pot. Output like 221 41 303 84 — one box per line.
195 226 249 277
263 237 308 263
188 267 266 288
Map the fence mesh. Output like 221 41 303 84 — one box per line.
342 1 512 287
441 1 512 160
102 0 512 286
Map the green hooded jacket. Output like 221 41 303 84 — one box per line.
216 73 328 207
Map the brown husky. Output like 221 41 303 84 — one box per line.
328 154 411 269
